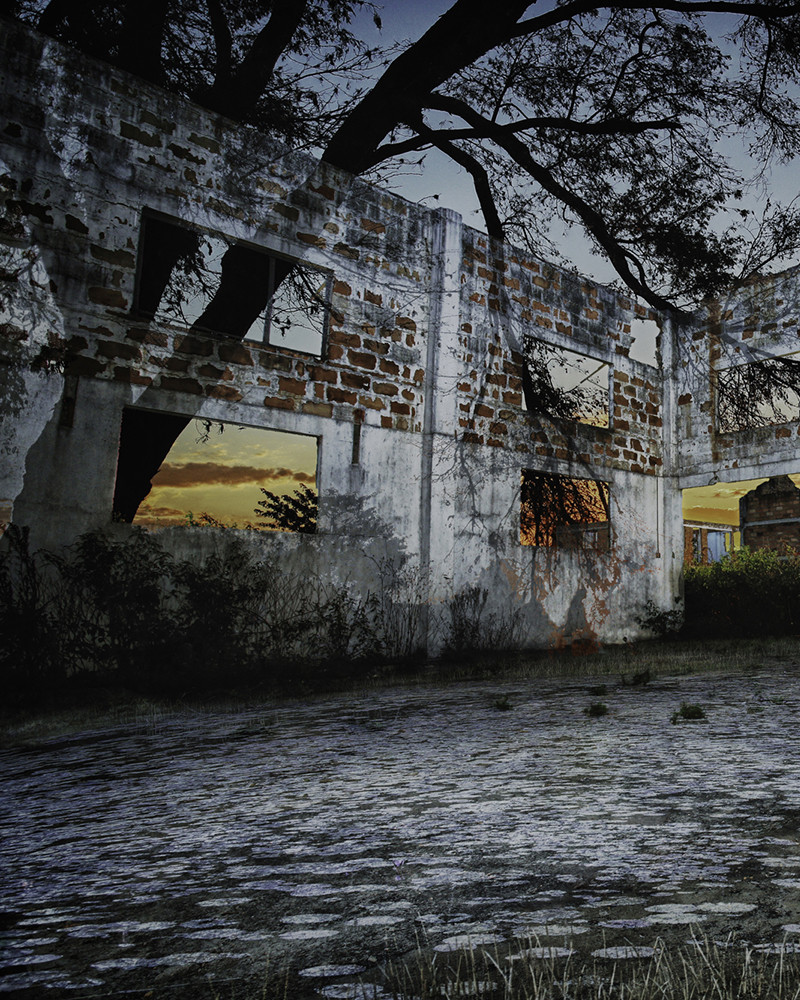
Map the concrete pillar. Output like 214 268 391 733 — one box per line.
420 207 463 654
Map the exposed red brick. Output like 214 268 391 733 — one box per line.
361 218 385 234
365 289 382 306
391 401 411 415
88 287 127 308
373 381 398 396
160 376 202 395
126 327 168 346
334 280 352 296
218 342 254 366
302 401 333 417
65 356 105 376
327 386 357 404
112 367 152 385
348 349 377 370
263 395 295 410
297 233 325 247
380 359 400 376
206 384 242 401
342 372 370 390
273 203 299 221
156 357 189 373
96 340 140 360
175 334 214 357
329 330 361 348
363 339 389 356
279 376 306 396
334 242 359 260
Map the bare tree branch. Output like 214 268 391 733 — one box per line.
204 0 311 120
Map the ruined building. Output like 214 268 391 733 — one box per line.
2 20 800 653
740 476 800 552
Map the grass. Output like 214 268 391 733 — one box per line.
583 701 609 717
2 635 798 747
379 934 800 1000
671 702 707 724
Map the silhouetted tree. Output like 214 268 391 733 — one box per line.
14 0 800 310
255 483 318 534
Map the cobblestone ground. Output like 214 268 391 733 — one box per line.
3 665 800 999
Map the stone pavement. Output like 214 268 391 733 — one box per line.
3 665 800 998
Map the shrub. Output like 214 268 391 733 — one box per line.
635 598 683 636
0 527 436 703
684 546 800 638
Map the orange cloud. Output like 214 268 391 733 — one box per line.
152 462 314 488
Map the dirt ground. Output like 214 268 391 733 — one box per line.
3 652 800 998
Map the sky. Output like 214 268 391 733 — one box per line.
136 424 318 529
134 2 799 532
683 475 800 527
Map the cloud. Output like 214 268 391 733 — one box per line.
151 462 315 488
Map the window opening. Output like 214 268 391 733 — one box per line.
524 338 610 427
520 470 610 550
717 350 800 431
351 420 362 465
136 213 330 356
629 317 659 367
114 409 318 531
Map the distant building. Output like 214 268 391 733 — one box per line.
683 521 735 565
739 476 800 552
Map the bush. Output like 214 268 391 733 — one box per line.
0 527 435 704
684 546 800 638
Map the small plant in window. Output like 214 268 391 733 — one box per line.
254 483 318 534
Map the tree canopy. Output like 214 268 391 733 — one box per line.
9 0 800 311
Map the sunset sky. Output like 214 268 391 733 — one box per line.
683 475 800 527
135 422 318 528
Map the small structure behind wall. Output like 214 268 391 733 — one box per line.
740 476 800 552
683 521 735 565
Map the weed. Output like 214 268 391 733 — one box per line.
587 684 608 696
379 932 800 1000
493 694 513 711
584 701 608 717
636 598 683 636
671 701 706 724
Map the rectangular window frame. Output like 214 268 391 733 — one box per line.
520 469 611 552
523 336 612 429
134 209 333 359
